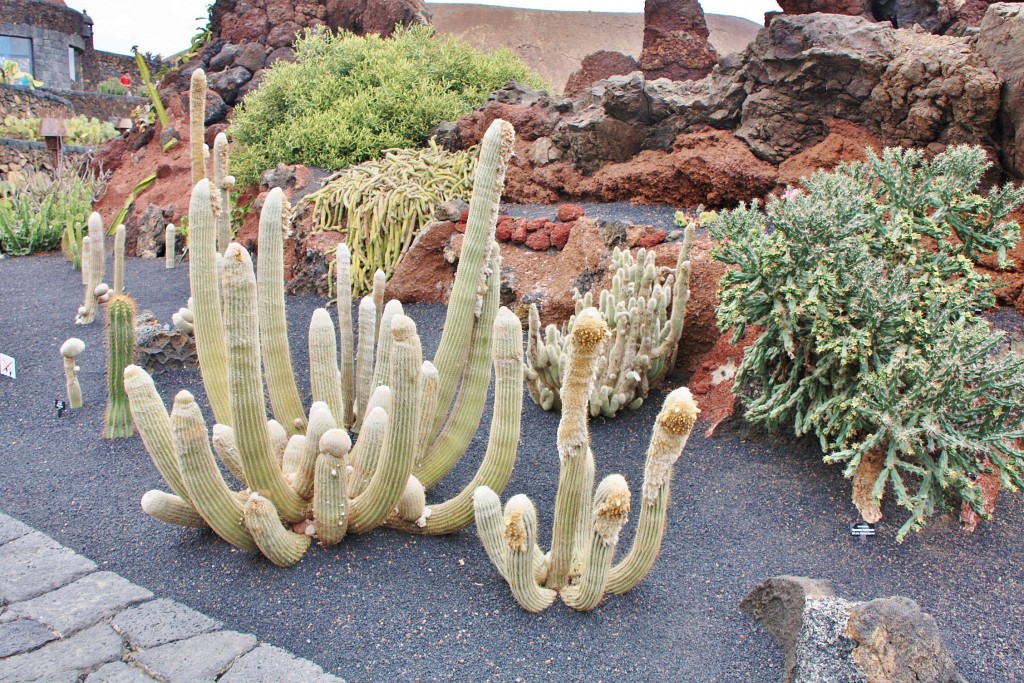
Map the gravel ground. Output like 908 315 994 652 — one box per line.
1 253 1022 682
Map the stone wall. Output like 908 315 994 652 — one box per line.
94 51 144 90
0 0 91 91
0 83 143 122
0 137 91 176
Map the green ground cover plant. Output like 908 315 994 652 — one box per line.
0 114 119 146
229 25 545 186
96 77 128 95
709 146 1024 540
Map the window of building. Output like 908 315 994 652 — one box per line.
68 46 79 83
0 36 33 76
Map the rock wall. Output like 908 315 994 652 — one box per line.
0 83 143 122
0 138 90 176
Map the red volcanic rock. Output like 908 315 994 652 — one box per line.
525 218 549 233
495 215 515 242
384 221 460 303
636 230 666 249
456 102 559 147
524 229 552 251
777 120 881 187
556 203 585 222
549 221 572 249
564 51 641 99
640 0 719 82
777 0 872 16
510 220 528 244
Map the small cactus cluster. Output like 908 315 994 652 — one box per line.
525 224 694 418
127 118 523 566
475 308 699 612
76 212 112 324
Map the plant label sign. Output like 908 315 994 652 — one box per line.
850 521 876 541
0 353 15 379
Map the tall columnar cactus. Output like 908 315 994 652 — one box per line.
76 212 106 325
190 69 207 185
213 132 234 253
60 338 85 409
475 308 699 612
104 294 137 439
257 188 306 434
113 224 126 295
526 225 694 418
165 224 176 269
80 235 90 285
335 244 356 428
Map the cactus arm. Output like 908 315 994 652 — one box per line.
281 434 306 477
242 493 310 567
372 269 386 342
547 309 607 589
372 300 403 392
258 188 307 435
561 475 631 611
352 297 376 433
213 132 232 253
80 235 90 285
188 179 232 426
211 424 247 485
396 475 427 525
524 304 547 408
348 403 388 497
222 243 307 522
313 429 351 546
391 307 523 535
76 213 105 325
266 419 288 465
104 295 137 439
293 403 336 500
415 361 439 464
309 309 346 429
190 69 207 185
348 314 422 533
415 245 500 488
171 390 256 550
165 224 176 269
661 224 694 369
473 486 509 580
113 225 126 294
61 338 85 409
607 387 698 594
503 495 557 613
430 119 513 428
141 490 208 528
335 244 356 428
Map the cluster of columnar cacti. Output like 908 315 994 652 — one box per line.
104 294 137 438
525 225 694 418
475 308 699 612
127 119 523 566
76 212 110 324
60 338 85 409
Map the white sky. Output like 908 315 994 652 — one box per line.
62 1 782 57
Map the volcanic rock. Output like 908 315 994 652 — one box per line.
563 51 640 99
640 0 719 82
977 3 1024 180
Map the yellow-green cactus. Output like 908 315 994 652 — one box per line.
104 294 137 439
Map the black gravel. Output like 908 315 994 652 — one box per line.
1 253 1022 683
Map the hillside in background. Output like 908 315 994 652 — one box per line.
428 4 761 94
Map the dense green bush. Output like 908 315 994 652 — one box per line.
229 25 545 185
96 77 129 95
0 114 119 146
709 146 1024 539
0 166 105 258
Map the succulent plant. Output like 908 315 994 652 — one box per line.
104 294 137 438
164 224 176 269
526 225 694 418
189 69 207 185
76 212 107 325
60 337 85 409
212 132 235 254
112 224 126 295
475 308 699 612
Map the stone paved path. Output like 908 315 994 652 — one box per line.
0 512 345 683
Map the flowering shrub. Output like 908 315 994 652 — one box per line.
709 146 1024 539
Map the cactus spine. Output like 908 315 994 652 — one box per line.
113 224 126 294
474 308 698 612
104 294 137 438
257 188 306 434
60 338 85 409
190 69 207 185
76 213 105 325
165 224 176 268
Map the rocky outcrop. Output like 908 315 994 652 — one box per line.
640 0 719 82
564 52 640 99
776 0 997 35
777 119 881 186
135 312 198 375
742 576 967 683
777 0 871 16
977 3 1024 180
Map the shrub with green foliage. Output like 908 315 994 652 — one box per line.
0 114 119 146
709 146 1024 540
229 25 546 186
96 77 128 95
0 166 105 258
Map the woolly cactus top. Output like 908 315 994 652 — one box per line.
659 387 700 436
60 337 85 357
319 428 352 458
570 308 609 351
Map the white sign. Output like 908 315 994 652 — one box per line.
0 353 15 379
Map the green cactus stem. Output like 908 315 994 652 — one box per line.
473 486 510 580
560 474 631 611
213 132 233 253
282 434 306 478
165 224 176 269
210 424 247 485
396 475 427 525
188 179 232 426
309 308 346 428
190 69 207 185
104 294 137 439
242 493 310 567
348 401 388 498
372 269 386 341
60 338 85 409
606 387 698 594
372 300 403 392
222 243 306 522
503 495 557 613
313 428 351 546
353 297 377 433
76 212 105 325
415 361 439 464
335 244 356 428
293 402 337 500
80 235 90 285
113 225 126 295
348 314 422 533
258 188 307 435
547 308 607 589
172 390 256 550
267 419 288 465
140 490 208 528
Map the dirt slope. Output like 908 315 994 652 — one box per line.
428 4 761 94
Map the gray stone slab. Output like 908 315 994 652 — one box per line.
85 661 158 682
133 630 257 683
0 533 96 603
9 571 152 637
220 644 346 683
0 514 33 546
0 618 57 657
0 623 123 683
112 598 220 649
